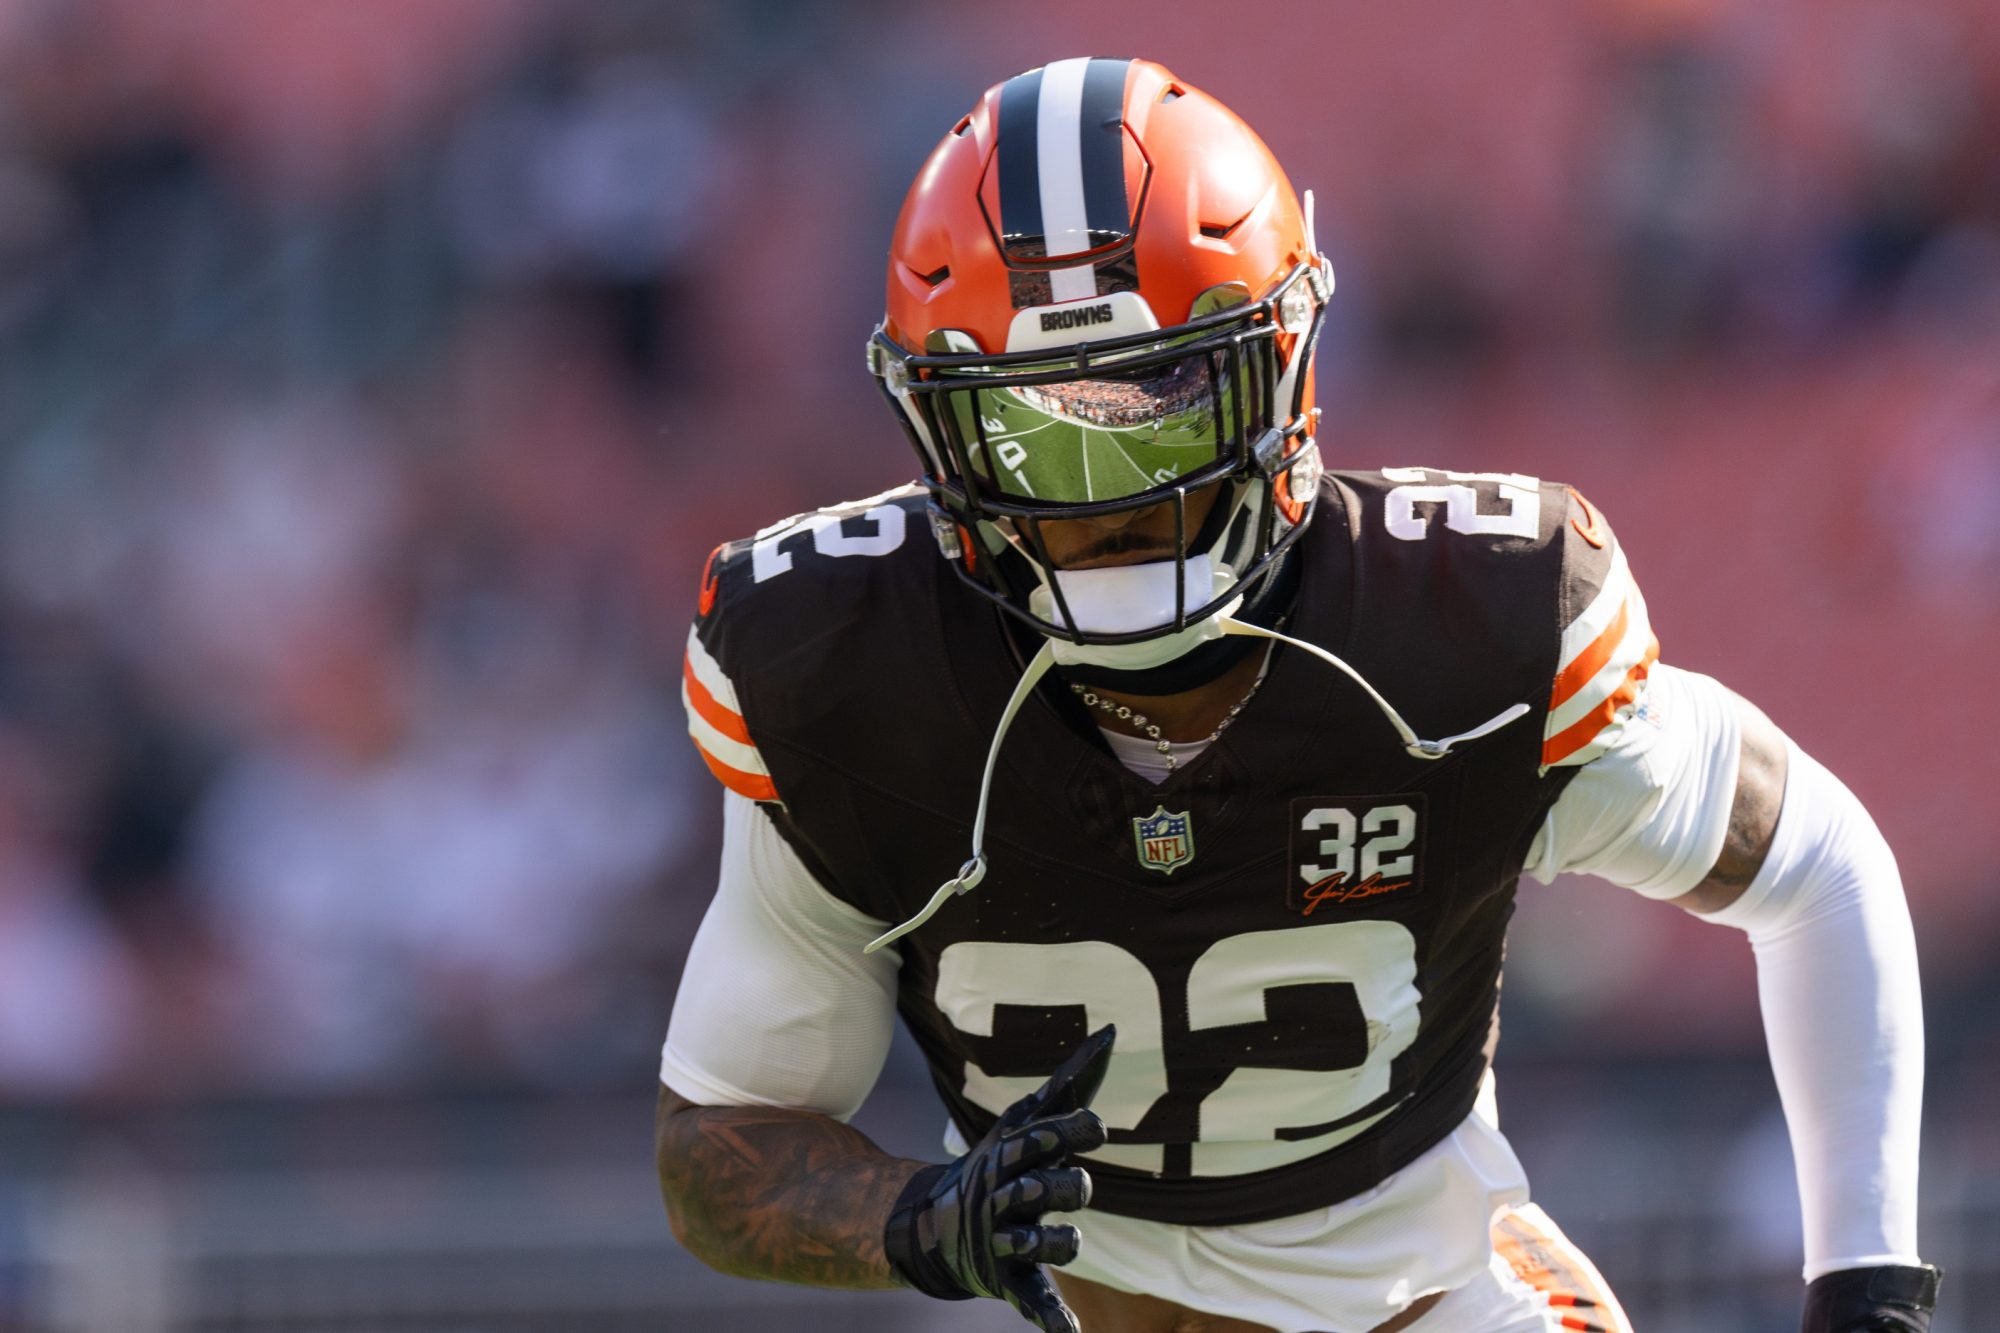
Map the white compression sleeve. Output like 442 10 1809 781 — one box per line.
660 792 901 1121
1697 741 1925 1280
1525 666 1923 1278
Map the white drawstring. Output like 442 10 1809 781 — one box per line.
864 641 1057 954
1220 619 1528 759
864 620 1530 953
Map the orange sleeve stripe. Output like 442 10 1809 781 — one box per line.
695 740 778 801
1493 1211 1629 1332
1551 596 1631 711
683 651 755 745
1540 636 1658 765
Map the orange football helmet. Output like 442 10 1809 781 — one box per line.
867 57 1333 647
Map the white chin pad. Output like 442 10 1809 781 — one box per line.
1047 556 1213 635
1028 557 1243 671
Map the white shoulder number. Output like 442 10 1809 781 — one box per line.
750 504 909 582
1381 466 1540 541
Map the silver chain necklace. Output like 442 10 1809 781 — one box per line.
1071 673 1267 773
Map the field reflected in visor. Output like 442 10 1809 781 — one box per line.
950 345 1244 505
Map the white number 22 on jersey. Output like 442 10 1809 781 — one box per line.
934 923 1421 1177
750 503 908 582
1381 467 1540 541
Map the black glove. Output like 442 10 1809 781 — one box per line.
884 1024 1114 1333
1802 1264 1942 1332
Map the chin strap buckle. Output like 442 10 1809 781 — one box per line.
1405 704 1532 761
866 855 987 956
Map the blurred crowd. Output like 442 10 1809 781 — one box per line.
0 0 1996 1102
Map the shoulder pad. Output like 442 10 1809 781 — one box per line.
1544 485 1657 767
1338 466 1551 551
684 485 931 801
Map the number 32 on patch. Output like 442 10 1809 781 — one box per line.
1288 796 1424 915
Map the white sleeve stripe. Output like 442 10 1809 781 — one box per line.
683 679 770 775
1552 733 1617 770
1557 544 1633 668
684 625 744 715
1546 597 1655 736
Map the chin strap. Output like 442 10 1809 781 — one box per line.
864 620 1531 954
865 641 1057 955
1218 619 1530 759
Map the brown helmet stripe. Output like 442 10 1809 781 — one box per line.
994 66 1046 257
994 58 1134 269
1077 57 1133 244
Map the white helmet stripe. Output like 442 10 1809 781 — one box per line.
1036 57 1095 262
996 57 1133 261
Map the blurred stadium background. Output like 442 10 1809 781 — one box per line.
0 0 1995 1329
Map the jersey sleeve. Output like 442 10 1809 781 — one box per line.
1541 487 1660 768
660 791 901 1119
1525 663 1742 898
681 543 779 802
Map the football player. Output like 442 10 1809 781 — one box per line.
655 59 1936 1333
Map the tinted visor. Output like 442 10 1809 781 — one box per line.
945 340 1264 506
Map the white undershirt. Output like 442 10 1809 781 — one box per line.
1098 727 1212 783
1090 644 1275 784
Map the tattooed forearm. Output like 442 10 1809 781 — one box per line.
655 1084 926 1288
1672 693 1789 915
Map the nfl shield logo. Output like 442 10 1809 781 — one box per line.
1132 806 1195 875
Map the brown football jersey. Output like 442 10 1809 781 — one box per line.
680 469 1648 1225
